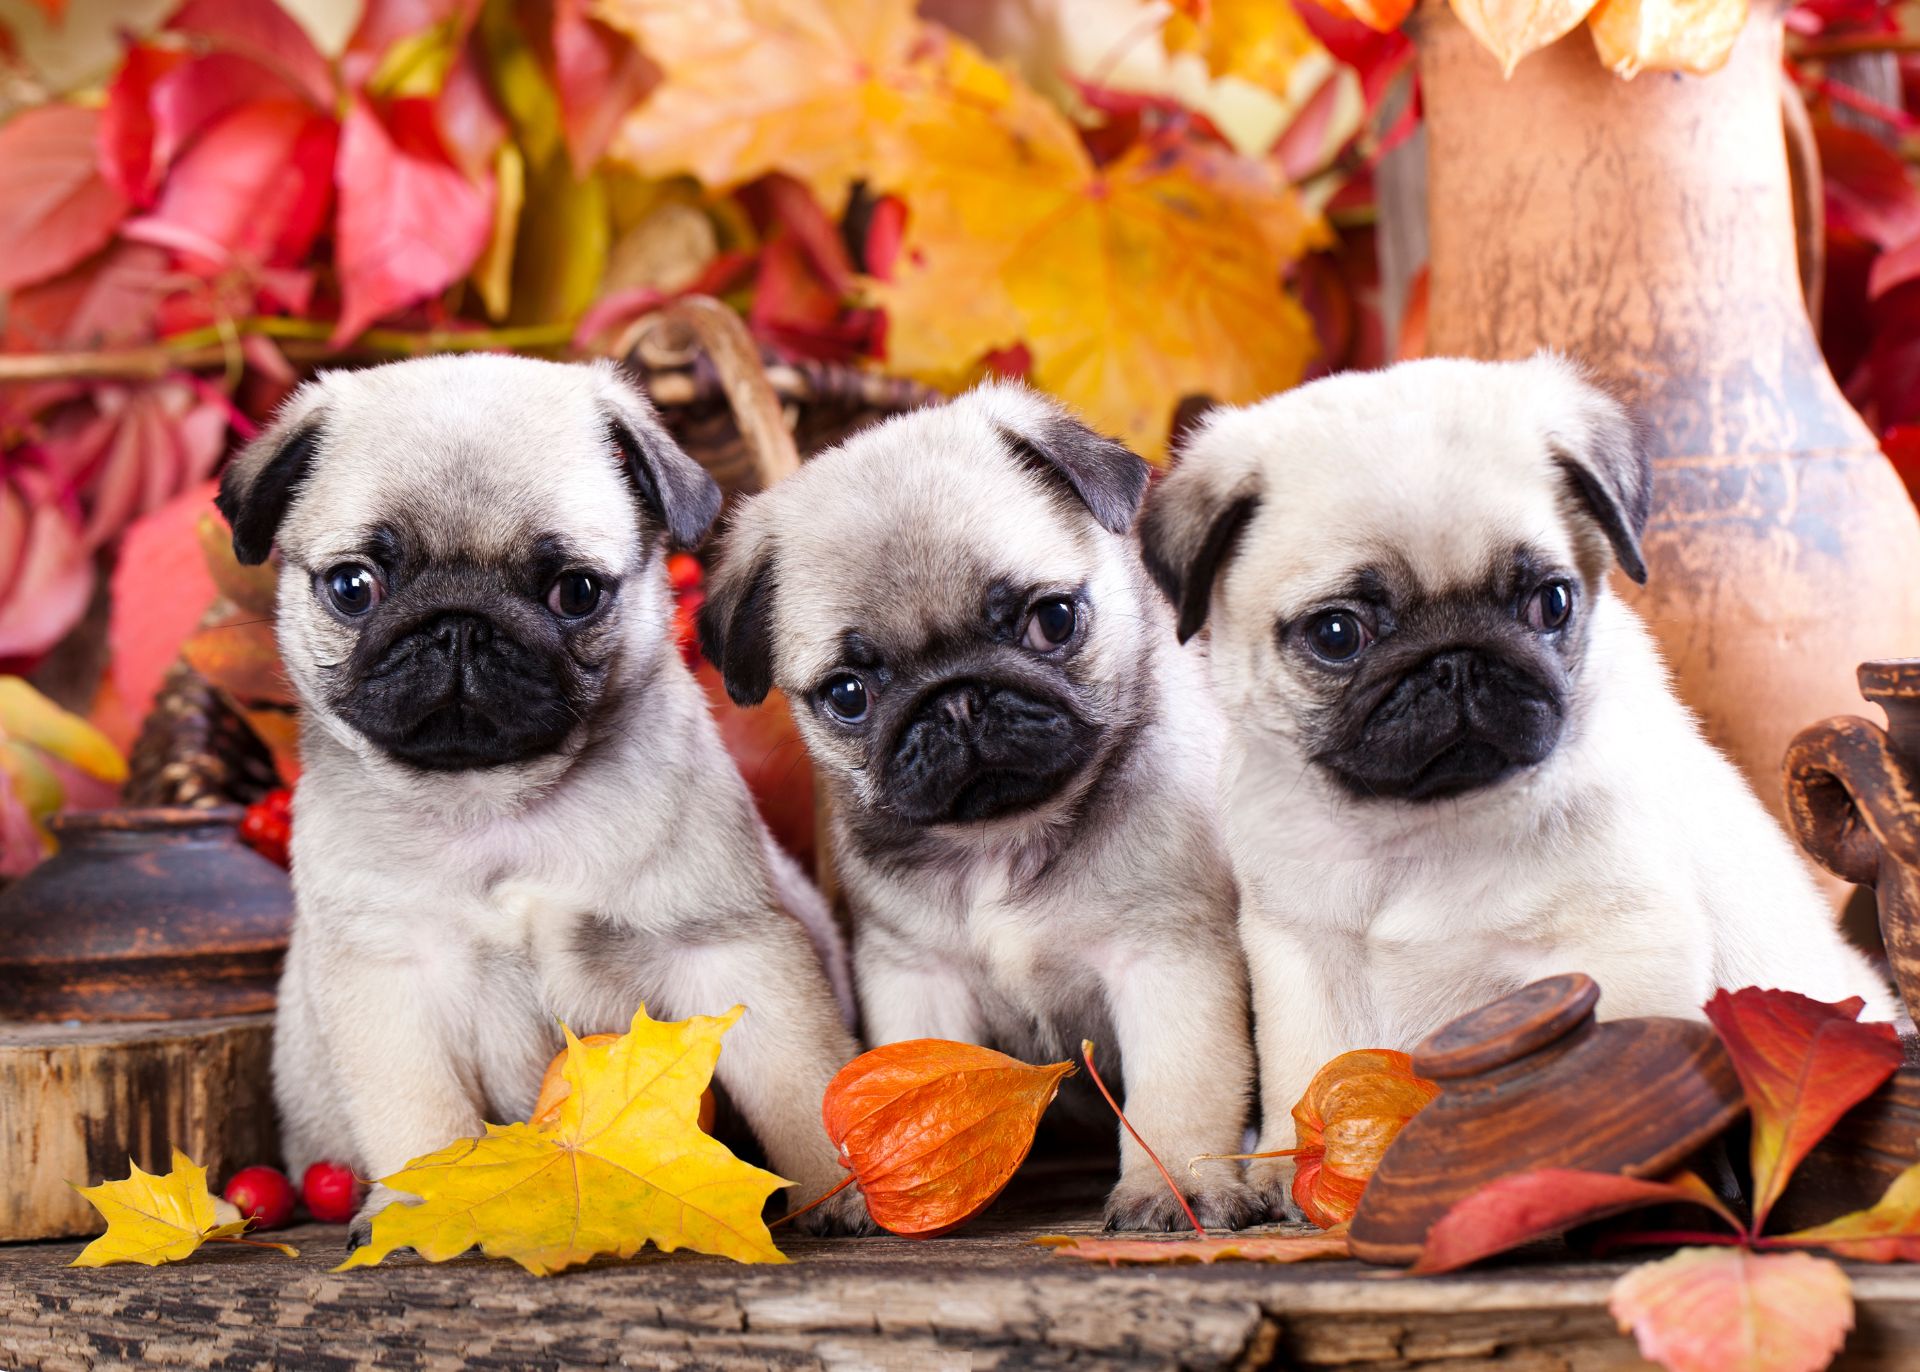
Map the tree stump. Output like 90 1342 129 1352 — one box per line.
0 1015 276 1240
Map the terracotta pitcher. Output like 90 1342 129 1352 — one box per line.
1415 0 1920 863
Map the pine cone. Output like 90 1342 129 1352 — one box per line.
125 664 280 808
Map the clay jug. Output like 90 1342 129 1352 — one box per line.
1415 0 1920 859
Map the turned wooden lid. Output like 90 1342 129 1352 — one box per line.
0 807 292 1022
1350 977 1745 1266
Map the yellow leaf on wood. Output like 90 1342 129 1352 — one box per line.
1609 1247 1853 1372
336 1005 790 1276
1448 0 1601 75
1586 0 1747 77
71 1149 298 1267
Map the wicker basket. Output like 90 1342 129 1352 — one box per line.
124 299 937 811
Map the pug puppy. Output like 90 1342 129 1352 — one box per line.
697 382 1261 1231
218 354 866 1239
1141 354 1894 1214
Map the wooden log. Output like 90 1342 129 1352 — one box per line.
0 1015 276 1241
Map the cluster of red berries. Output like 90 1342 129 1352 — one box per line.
221 1160 361 1229
237 788 293 868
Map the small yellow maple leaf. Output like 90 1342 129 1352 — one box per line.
1162 0 1325 98
337 1004 789 1276
71 1149 299 1268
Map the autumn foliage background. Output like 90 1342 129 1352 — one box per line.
1 0 1919 856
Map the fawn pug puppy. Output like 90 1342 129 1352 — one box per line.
697 382 1262 1231
218 354 866 1240
1140 354 1894 1213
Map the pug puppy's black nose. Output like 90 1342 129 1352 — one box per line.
1428 649 1474 694
428 612 493 655
936 682 986 730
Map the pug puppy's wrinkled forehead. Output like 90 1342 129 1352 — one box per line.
705 382 1147 701
229 354 714 575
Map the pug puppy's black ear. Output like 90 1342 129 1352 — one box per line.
697 506 779 706
985 386 1149 535
1139 456 1262 645
1544 364 1652 585
216 385 326 566
592 363 724 551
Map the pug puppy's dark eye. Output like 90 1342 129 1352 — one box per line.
321 563 382 616
823 673 869 722
546 572 602 618
1306 609 1370 662
1525 580 1574 632
1022 597 1076 652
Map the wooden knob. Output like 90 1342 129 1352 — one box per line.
1414 974 1600 1080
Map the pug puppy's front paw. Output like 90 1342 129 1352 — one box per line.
345 1183 412 1252
787 1179 877 1237
1103 1172 1262 1232
1247 1156 1305 1223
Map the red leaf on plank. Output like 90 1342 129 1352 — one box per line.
124 100 338 272
107 481 222 738
167 0 336 108
1704 988 1901 1231
331 95 493 343
551 0 658 176
0 105 130 293
1036 1231 1351 1265
99 43 190 207
1609 1248 1853 1372
1770 1162 1920 1263
1413 1169 1738 1275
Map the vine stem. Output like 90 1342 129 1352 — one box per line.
769 1173 856 1229
0 319 578 384
1081 1039 1206 1239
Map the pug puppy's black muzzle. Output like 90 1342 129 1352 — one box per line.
334 601 583 772
1316 645 1565 802
881 677 1098 824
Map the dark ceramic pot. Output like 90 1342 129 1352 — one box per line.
0 807 292 1022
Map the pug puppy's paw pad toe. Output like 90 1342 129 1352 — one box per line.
788 1184 877 1238
1190 1179 1267 1232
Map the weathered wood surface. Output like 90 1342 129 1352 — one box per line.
6 1165 1920 1371
0 1015 276 1243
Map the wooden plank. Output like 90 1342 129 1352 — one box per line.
8 1166 1920 1369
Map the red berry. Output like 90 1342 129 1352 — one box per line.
223 1165 295 1230
301 1160 363 1224
666 552 704 594
239 789 294 868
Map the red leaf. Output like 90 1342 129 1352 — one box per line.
434 45 508 182
0 469 91 661
124 100 338 272
167 0 336 108
1610 1248 1853 1372
1885 425 1920 507
3 242 170 352
0 105 130 293
107 480 222 735
99 43 190 208
331 95 493 344
150 52 309 171
38 381 230 552
862 194 906 281
1413 1169 1738 1275
551 0 658 176
1704 988 1901 1231
1771 1162 1920 1262
350 0 479 61
1870 235 1920 300
1817 123 1920 250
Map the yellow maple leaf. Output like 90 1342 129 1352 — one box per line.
71 1149 298 1267
598 0 925 213
1162 0 1325 97
880 61 1325 457
337 1005 790 1276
